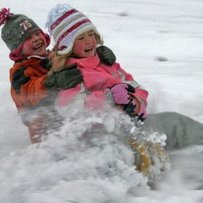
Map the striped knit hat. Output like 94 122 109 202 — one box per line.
46 4 101 55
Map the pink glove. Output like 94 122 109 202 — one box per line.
111 83 135 104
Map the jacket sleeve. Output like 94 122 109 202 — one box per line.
113 62 149 116
130 87 148 116
10 64 49 110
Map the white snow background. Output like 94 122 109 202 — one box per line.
0 0 203 202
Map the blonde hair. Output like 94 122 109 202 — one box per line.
55 31 104 57
95 33 103 45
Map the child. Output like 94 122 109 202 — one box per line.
46 4 148 120
0 8 118 143
45 4 166 179
0 8 84 143
46 5 202 152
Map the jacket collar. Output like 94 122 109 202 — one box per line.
67 54 100 70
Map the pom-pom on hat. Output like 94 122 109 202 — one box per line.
46 4 101 55
0 8 42 51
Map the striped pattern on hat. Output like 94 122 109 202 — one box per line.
46 4 101 55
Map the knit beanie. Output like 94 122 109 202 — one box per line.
46 4 102 55
0 8 43 52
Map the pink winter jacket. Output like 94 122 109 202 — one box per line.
58 54 148 115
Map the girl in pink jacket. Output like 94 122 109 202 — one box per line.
45 4 171 181
46 4 148 121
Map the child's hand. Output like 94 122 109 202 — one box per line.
96 45 116 66
44 66 83 90
110 83 135 104
48 51 67 72
123 99 143 121
123 95 147 121
111 83 147 121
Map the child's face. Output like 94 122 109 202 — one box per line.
21 30 48 57
72 30 97 58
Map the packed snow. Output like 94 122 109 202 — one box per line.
0 0 203 202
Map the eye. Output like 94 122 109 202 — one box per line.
35 31 41 36
88 31 95 37
77 36 84 40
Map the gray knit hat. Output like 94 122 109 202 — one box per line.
0 8 41 51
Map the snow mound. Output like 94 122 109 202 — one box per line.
0 106 170 203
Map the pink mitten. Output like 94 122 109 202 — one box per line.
111 83 134 104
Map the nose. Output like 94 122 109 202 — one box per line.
84 35 92 45
33 34 40 41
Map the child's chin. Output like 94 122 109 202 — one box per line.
33 47 46 56
84 52 95 58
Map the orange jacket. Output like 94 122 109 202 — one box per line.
9 57 50 111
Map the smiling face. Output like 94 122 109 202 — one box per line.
72 30 97 58
21 30 48 57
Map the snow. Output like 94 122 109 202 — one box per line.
0 0 203 202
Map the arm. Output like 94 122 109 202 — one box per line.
125 86 148 121
110 63 148 120
10 59 83 110
10 62 49 109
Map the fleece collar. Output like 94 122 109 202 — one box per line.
66 54 100 70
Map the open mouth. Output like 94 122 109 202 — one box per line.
84 47 94 52
33 42 43 51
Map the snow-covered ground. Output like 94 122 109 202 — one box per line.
0 0 203 202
